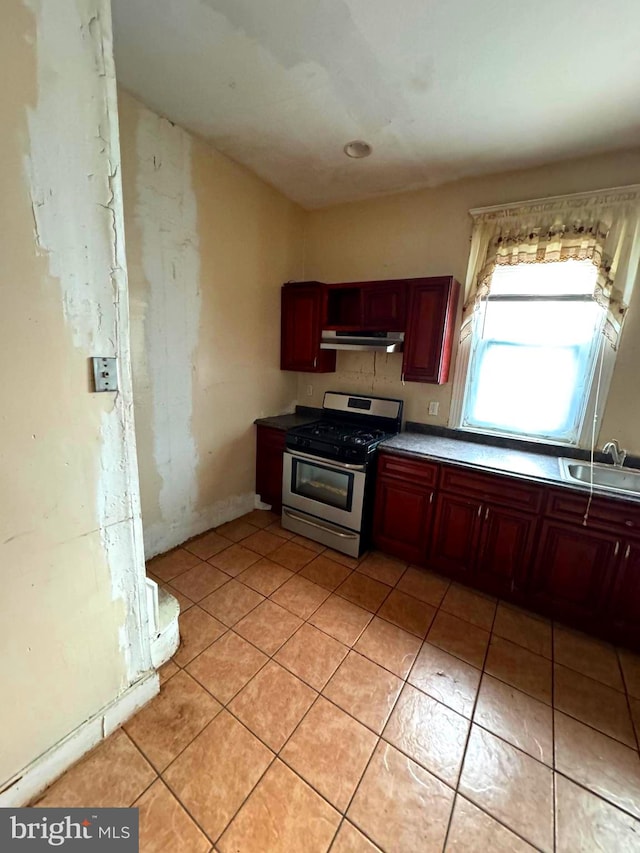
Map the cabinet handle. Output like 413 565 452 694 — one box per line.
313 356 317 368
614 540 620 557
484 506 490 521
401 373 405 386
429 492 434 504
477 504 482 517
625 544 631 560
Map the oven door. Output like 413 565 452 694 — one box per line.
282 450 366 531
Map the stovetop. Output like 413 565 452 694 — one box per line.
285 392 403 464
297 421 390 445
286 420 395 463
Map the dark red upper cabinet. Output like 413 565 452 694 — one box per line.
361 280 407 330
324 280 406 330
402 277 460 383
280 282 336 373
325 284 362 328
280 276 458 378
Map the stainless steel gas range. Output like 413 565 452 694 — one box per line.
281 392 403 557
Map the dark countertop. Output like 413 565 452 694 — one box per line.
381 431 640 504
254 412 319 431
255 411 639 505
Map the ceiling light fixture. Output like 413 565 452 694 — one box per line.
344 140 372 159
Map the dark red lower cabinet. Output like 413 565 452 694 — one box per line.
255 425 285 511
607 540 640 648
266 442 640 651
429 493 480 582
373 477 434 564
429 495 537 598
527 519 619 629
475 504 537 598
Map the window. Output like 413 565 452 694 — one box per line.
451 186 640 448
460 260 604 444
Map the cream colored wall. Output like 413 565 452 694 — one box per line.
0 1 151 790
302 149 640 453
119 91 303 557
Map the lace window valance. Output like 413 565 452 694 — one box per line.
462 185 640 348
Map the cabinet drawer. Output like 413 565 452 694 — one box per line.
440 465 543 512
378 452 439 488
544 488 640 535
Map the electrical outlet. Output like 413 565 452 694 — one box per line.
428 401 440 416
92 357 118 392
306 384 313 396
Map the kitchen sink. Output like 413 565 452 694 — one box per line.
558 458 640 497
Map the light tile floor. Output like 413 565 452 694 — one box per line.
33 510 640 852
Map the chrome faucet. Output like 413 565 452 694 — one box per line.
602 439 627 468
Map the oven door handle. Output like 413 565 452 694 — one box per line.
285 449 366 473
282 509 360 539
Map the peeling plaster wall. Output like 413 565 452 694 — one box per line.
302 147 640 453
0 0 151 787
119 91 303 557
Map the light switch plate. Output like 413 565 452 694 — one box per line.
92 357 118 392
428 401 440 416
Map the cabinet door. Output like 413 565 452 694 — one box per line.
373 477 433 564
429 492 481 581
255 426 286 510
528 520 618 627
280 284 336 373
476 504 537 598
607 541 640 649
362 281 407 330
402 277 459 383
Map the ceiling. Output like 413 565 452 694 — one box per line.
111 0 640 209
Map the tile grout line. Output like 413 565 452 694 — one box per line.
185 561 411 850
43 513 640 849
617 645 640 754
175 672 364 846
208 755 278 849
152 685 279 845
163 552 636 764
552 767 640 824
441 596 499 851
148 515 640 848
553 657 632 698
176 573 625 772
322 678 405 852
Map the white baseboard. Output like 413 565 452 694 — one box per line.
150 588 180 669
0 671 159 808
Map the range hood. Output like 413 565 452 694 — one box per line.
320 330 404 353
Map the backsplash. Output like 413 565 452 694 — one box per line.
296 350 452 427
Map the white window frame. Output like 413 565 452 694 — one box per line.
449 294 616 448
